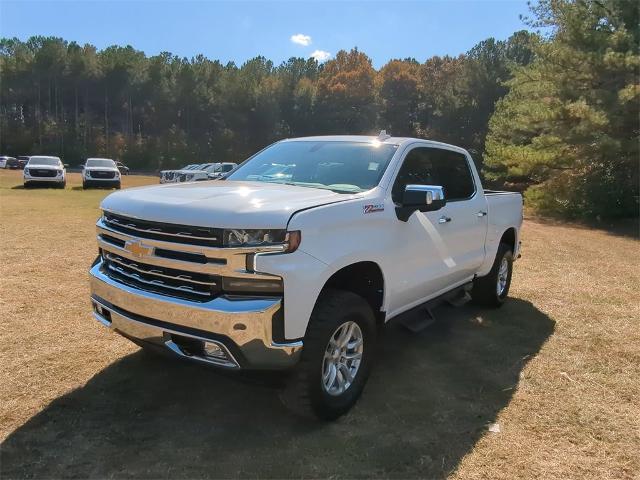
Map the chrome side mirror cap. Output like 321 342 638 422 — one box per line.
396 184 446 221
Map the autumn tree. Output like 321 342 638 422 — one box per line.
315 48 377 133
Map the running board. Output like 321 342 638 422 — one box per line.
399 308 436 333
394 282 473 333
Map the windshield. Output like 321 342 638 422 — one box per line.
28 157 60 166
227 141 398 193
86 159 115 168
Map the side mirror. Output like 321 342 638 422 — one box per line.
396 184 446 222
63 163 69 168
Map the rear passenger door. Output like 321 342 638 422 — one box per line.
424 148 487 283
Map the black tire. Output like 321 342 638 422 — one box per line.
280 289 376 420
59 181 66 189
115 182 121 190
471 242 514 307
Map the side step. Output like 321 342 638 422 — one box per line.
395 282 473 333
399 308 436 333
446 289 472 307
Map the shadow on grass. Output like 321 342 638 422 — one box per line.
1 298 554 479
70 186 119 191
11 184 64 190
527 214 639 240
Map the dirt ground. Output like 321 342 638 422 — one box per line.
0 169 638 479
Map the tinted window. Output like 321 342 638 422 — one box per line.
86 159 115 168
392 147 474 203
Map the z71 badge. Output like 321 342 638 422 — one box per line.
363 204 384 214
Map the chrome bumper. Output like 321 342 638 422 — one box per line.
89 261 303 369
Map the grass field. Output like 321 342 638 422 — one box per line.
1 169 638 479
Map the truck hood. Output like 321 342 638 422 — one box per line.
27 165 60 170
101 180 358 229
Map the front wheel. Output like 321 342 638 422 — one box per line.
471 242 514 307
280 289 376 420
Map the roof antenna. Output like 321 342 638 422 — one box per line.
377 130 391 141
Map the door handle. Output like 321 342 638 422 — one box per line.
438 216 452 224
477 211 487 217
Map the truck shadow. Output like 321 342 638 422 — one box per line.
1 298 554 479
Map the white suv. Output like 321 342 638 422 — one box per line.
82 158 121 189
23 156 66 188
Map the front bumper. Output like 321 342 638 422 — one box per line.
89 261 302 369
84 177 120 186
24 175 64 184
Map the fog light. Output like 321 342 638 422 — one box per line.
203 341 226 359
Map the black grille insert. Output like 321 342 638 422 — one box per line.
29 169 58 177
89 170 116 179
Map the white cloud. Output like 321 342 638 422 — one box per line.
290 34 312 46
310 50 331 62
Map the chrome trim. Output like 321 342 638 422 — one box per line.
97 219 283 280
104 214 220 242
164 339 237 368
90 262 302 369
105 261 212 297
92 297 239 368
104 252 217 287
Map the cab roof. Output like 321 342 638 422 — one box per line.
280 135 469 154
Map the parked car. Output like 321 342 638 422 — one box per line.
116 161 130 175
17 156 30 169
23 156 67 188
159 163 202 183
82 158 121 189
167 162 238 183
205 162 237 179
159 163 216 183
89 134 523 420
0 156 16 169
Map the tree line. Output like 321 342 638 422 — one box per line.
1 0 637 219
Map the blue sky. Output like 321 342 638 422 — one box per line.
0 0 532 68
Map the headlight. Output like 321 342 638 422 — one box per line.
223 229 287 247
85 170 91 178
24 168 29 175
57 169 63 176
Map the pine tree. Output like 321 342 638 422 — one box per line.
484 0 639 218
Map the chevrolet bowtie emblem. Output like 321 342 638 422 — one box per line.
124 240 153 258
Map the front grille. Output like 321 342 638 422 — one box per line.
29 169 57 177
102 252 221 301
103 212 223 247
88 170 116 179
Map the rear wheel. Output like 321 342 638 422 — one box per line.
471 242 513 307
280 289 376 420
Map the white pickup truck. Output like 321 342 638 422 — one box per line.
89 134 522 419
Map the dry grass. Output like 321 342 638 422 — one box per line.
0 169 638 479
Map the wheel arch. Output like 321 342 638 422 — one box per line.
319 261 386 324
500 227 517 253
